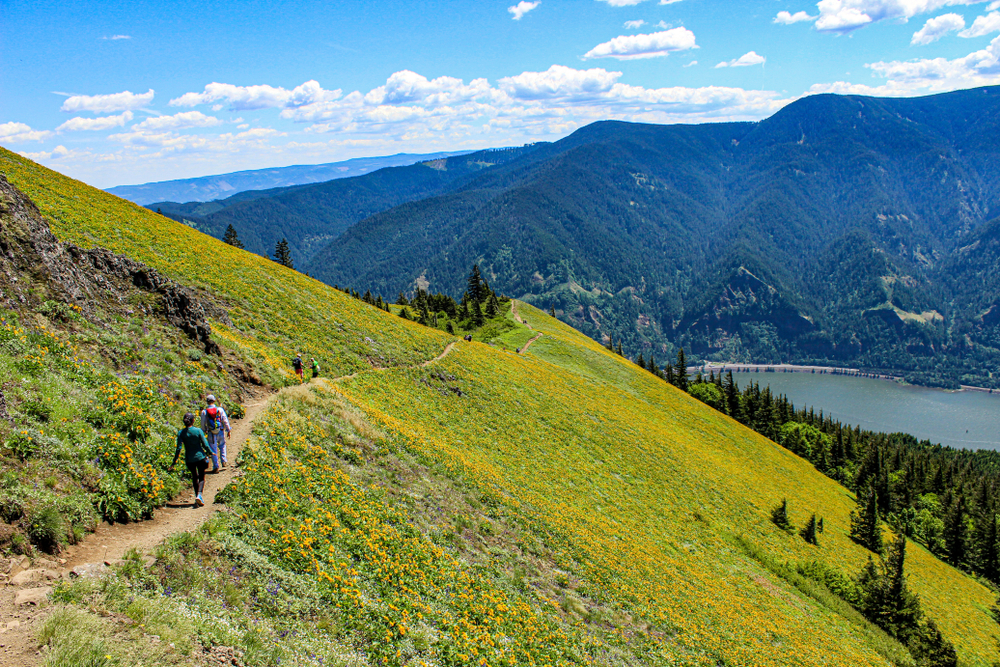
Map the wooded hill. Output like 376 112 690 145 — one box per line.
162 87 1000 388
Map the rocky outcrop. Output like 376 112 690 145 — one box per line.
0 174 228 353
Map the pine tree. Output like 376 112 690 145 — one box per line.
549 304 556 317
636 353 646 370
771 499 793 532
818 517 824 533
664 361 675 386
485 293 499 318
615 341 623 356
724 371 740 421
851 483 884 554
223 224 244 249
675 348 688 392
446 321 455 335
801 514 818 545
982 515 999 583
399 306 411 320
397 292 409 306
942 496 968 568
472 299 485 326
467 265 485 303
273 239 293 268
908 619 958 667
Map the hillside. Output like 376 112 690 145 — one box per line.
301 87 1000 388
107 151 472 205
153 144 543 268
0 148 996 665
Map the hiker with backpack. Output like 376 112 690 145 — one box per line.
293 353 303 382
168 412 213 507
200 394 232 472
311 358 320 379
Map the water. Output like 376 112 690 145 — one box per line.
728 370 1000 451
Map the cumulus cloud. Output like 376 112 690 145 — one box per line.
583 28 697 60
774 10 817 24
17 145 82 161
170 80 340 110
959 10 1000 36
133 111 223 131
56 111 133 132
61 89 154 114
684 60 698 67
508 1 540 20
624 19 646 28
912 13 965 43
499 65 622 99
715 51 766 68
0 122 52 143
814 0 984 33
102 34 131 40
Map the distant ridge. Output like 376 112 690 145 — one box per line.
105 151 474 205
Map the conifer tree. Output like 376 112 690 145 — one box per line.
648 355 659 378
982 516 999 583
273 239 293 268
397 292 409 306
724 371 740 420
801 514 818 545
223 224 244 249
486 293 499 318
615 340 623 356
771 499 793 532
664 361 675 386
942 496 968 568
818 517 824 533
636 353 646 370
549 304 556 317
908 619 958 667
675 348 688 392
851 482 884 554
467 265 485 303
446 321 455 335
472 299 485 326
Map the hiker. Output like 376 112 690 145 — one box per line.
293 353 303 381
168 412 213 507
200 394 232 472
311 358 320 379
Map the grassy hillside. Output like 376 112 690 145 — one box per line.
0 149 995 665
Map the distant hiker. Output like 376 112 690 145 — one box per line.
311 358 320 379
168 412 213 507
293 353 303 381
200 394 232 472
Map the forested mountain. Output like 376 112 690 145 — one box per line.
109 151 471 204
303 87 1000 388
150 145 541 266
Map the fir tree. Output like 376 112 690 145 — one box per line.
908 619 958 667
942 496 968 568
801 514 818 545
818 517 824 533
467 265 485 303
636 353 646 370
485 293 499 318
223 224 244 249
397 292 409 306
549 304 556 317
615 341 623 356
472 299 485 326
446 321 455 335
851 482 884 554
771 499 793 532
399 306 411 320
857 532 922 643
724 371 740 420
273 239 293 268
664 361 676 386
675 348 688 392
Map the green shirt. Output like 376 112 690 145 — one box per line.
173 426 213 467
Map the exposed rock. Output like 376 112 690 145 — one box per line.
203 645 245 666
14 586 51 606
69 562 108 579
0 174 229 354
4 556 30 577
9 568 60 586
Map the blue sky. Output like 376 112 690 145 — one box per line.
4 0 1000 188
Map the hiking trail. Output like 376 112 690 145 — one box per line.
0 340 461 666
511 301 542 354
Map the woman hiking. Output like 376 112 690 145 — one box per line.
168 412 214 507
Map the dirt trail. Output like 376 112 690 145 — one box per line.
510 301 542 354
0 341 462 665
519 333 543 354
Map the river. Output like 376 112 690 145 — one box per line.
720 369 1000 451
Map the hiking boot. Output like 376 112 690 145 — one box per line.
196 496 205 507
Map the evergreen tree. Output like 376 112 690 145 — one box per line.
223 224 244 249
942 496 968 568
801 514 818 545
549 304 556 317
472 299 485 326
636 353 646 370
399 306 411 320
908 619 958 667
818 517 824 533
446 321 455 335
851 482 884 554
857 533 922 643
273 239 293 268
664 361 676 386
615 340 623 356
724 371 740 419
397 292 409 306
771 499 793 532
675 348 688 392
648 355 660 378
467 265 485 303
981 515 999 583
485 293 499 318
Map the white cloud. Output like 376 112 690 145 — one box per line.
18 145 83 161
811 32 1000 96
499 65 622 99
716 51 767 68
0 121 52 143
583 28 697 60
774 10 817 24
624 19 646 28
659 0 684 4
170 80 340 110
814 0 984 33
56 111 133 132
684 60 698 67
61 89 154 114
596 0 649 6
508 1 540 20
102 34 131 40
133 111 223 131
959 10 1000 36
912 12 965 43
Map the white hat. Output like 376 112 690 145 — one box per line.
206 394 216 403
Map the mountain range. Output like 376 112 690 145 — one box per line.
106 151 471 205
149 87 1000 388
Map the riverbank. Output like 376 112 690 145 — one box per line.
689 362 998 395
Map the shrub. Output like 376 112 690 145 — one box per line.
25 504 66 552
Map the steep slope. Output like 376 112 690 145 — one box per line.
307 87 1000 386
108 151 471 205
157 144 543 267
0 149 995 665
